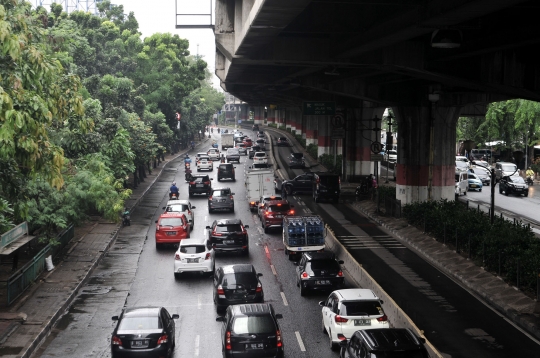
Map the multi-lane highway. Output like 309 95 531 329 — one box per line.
34 127 540 358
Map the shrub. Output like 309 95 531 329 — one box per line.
307 143 317 159
294 134 306 148
319 154 342 174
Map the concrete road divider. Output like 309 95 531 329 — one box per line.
325 225 443 358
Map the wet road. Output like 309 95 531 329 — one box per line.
34 128 540 358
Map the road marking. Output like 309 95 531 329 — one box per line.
197 294 202 309
270 264 277 276
194 335 200 356
295 331 306 352
264 245 269 255
258 227 263 234
280 292 289 306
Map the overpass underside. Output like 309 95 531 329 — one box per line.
214 0 540 204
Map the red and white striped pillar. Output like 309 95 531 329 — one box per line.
305 116 318 146
267 108 275 125
317 115 332 157
394 105 460 204
253 106 264 125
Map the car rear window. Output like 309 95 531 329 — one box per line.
308 260 339 270
194 176 209 182
213 189 230 196
159 217 185 227
118 316 161 330
219 165 233 170
254 153 266 157
166 204 189 212
222 272 257 288
180 245 206 254
232 316 275 334
340 300 383 316
227 149 239 154
216 224 243 232
268 204 290 212
279 137 287 141
292 153 303 159
502 164 516 172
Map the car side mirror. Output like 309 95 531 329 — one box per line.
338 260 344 264
339 340 348 347
275 314 283 319
191 206 196 209
154 220 158 223
171 314 179 319
257 273 263 277
210 178 214 180
379 300 384 305
215 316 225 322
234 167 236 169
319 301 325 307
112 315 119 321
419 337 426 344
231 192 235 195
188 219 192 222
244 225 249 228
205 226 211 229
162 207 166 209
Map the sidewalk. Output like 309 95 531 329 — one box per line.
0 137 208 357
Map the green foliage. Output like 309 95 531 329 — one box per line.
319 154 343 174
403 200 539 290
0 198 14 234
294 134 306 149
306 143 318 160
378 185 396 200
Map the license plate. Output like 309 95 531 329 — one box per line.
223 240 235 244
196 184 203 187
316 280 330 285
166 231 177 236
354 319 371 326
219 199 226 202
132 340 149 348
471 184 477 187
276 215 283 218
246 343 264 350
187 258 198 263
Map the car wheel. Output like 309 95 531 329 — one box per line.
322 318 327 334
156 243 161 250
189 192 193 198
524 192 529 197
264 226 269 233
286 187 293 195
300 284 307 296
209 208 213 213
197 168 200 172
288 253 296 261
479 189 482 192
464 189 467 196
243 247 249 256
210 168 213 172
174 273 180 280
505 189 509 196
329 329 339 351
499 187 503 194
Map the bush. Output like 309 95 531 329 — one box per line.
531 157 540 175
294 134 306 148
307 143 317 160
378 185 396 200
319 154 342 174
403 199 539 291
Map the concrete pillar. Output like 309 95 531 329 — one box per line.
394 105 460 205
288 108 302 135
240 104 249 121
267 108 275 125
317 115 332 157
253 106 263 125
285 108 292 131
305 116 318 146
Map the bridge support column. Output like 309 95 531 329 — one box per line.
394 105 460 205
305 116 317 146
317 115 332 157
253 106 264 125
267 108 275 125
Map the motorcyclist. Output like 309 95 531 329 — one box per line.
526 167 535 184
184 154 192 164
191 141 195 150
169 182 179 199
122 208 130 226
185 168 194 182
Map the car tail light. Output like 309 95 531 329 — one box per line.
276 330 282 347
301 272 308 278
338 176 341 185
208 196 213 200
230 195 234 200
188 210 192 215
226 331 231 350
204 181 210 185
250 201 255 205
189 181 195 185
335 315 348 324
212 231 223 236
175 254 181 261
377 315 388 322
157 335 168 345
112 336 122 345
289 210 295 215
255 282 262 293
337 334 346 341
217 285 225 298
337 271 343 277
205 253 211 260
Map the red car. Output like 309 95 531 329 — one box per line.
243 138 253 147
155 213 190 249
260 200 295 233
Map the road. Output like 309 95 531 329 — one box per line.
34 127 540 358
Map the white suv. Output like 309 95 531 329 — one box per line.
207 148 220 160
253 152 268 164
163 200 196 229
320 289 389 351
197 158 213 171
174 238 215 279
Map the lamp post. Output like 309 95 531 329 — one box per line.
472 161 496 224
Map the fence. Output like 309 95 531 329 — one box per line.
6 224 74 305
378 194 402 218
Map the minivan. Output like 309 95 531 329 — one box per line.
312 173 341 203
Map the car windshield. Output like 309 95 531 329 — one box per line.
340 300 383 316
232 316 275 334
292 153 303 159
180 245 206 254
456 162 468 169
387 150 397 155
468 173 479 180
268 204 290 212
502 164 516 172
213 190 230 197
166 204 189 212
159 217 184 227
216 224 243 233
509 176 526 184
118 316 161 330
227 149 239 154
222 272 257 288
194 177 209 182
309 260 339 270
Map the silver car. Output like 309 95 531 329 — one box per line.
163 200 196 229
236 143 247 155
226 148 240 163
208 188 235 213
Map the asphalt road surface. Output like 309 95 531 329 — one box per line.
34 127 540 358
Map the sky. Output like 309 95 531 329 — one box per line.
115 0 221 90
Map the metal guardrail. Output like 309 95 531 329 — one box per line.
377 193 402 218
6 224 74 305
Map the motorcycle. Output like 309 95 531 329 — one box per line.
185 168 194 182
169 192 179 200
212 142 218 149
526 175 534 186
185 162 191 171
122 211 131 226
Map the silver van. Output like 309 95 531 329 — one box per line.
455 171 468 196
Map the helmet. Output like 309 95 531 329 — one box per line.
172 182 176 186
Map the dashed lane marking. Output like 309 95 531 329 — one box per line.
280 292 289 306
271 264 277 276
295 331 306 352
197 294 202 309
195 335 200 356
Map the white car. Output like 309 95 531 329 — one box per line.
197 158 213 171
320 289 389 350
207 148 220 160
163 200 196 229
385 150 397 162
253 152 268 164
255 138 266 149
173 238 215 279
236 143 247 155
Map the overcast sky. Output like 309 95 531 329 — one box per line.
116 0 221 90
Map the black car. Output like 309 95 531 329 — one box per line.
213 264 264 312
216 304 284 358
340 328 429 358
499 175 529 197
248 145 262 159
208 187 235 213
206 219 250 255
312 172 341 203
111 306 178 358
218 163 236 181
276 137 289 147
226 148 241 163
189 174 213 197
279 172 316 195
288 152 305 168
252 124 260 131
295 252 344 296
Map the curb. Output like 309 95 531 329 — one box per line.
19 150 188 358
349 201 540 342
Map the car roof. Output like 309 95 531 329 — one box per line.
159 212 186 218
265 200 289 206
334 289 379 301
193 174 209 178
124 306 161 317
254 152 266 155
231 303 275 317
179 237 206 246
215 219 243 225
167 200 190 206
303 251 336 261
212 187 231 191
221 264 255 274
197 152 207 156
358 328 425 351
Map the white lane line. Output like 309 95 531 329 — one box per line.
270 264 277 276
194 335 200 356
295 331 306 352
197 294 202 309
280 292 289 306
258 227 263 234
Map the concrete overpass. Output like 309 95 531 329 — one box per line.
212 0 540 204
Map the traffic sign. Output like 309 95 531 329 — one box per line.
331 129 345 139
370 141 383 154
303 102 336 115
370 154 384 161
331 114 345 128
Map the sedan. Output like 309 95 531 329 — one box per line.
253 152 268 164
276 137 289 146
235 143 247 155
467 172 483 191
470 167 491 186
174 237 215 278
213 264 264 313
111 306 178 358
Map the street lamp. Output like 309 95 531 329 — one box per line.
471 161 496 224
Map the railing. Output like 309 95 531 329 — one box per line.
377 192 402 218
6 224 74 305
